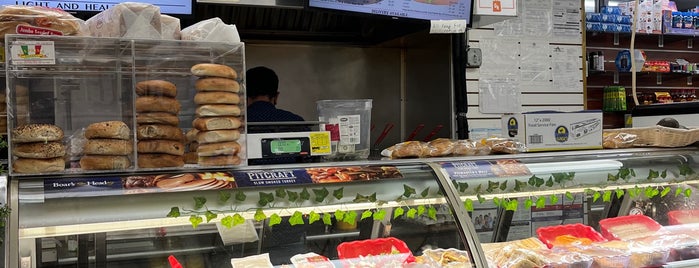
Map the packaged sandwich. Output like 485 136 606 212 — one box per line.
381 141 427 158
181 17 240 43
540 248 593 268
425 138 455 157
452 139 491 156
482 238 549 268
596 240 669 268
484 138 524 154
86 2 161 39
416 248 472 267
602 132 637 149
0 5 86 38
565 246 630 268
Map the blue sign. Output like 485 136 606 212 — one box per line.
231 169 314 188
44 177 123 199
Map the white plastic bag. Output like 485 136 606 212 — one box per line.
86 2 161 39
181 17 240 43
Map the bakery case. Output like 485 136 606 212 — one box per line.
3 35 699 268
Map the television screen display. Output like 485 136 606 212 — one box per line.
0 0 193 15
309 0 472 22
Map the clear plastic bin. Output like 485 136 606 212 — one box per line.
317 99 372 161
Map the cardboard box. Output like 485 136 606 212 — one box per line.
502 111 603 152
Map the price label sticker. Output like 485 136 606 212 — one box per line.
10 41 56 65
309 132 332 155
430 20 468 34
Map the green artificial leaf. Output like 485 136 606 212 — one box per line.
394 207 405 219
477 194 486 204
536 197 546 209
406 208 418 219
289 211 304 226
647 169 660 181
629 188 639 199
514 180 527 192
275 188 287 199
205 211 217 223
322 213 332 226
300 188 311 201
193 197 207 210
458 182 469 193
525 199 534 208
189 215 203 229
254 209 266 222
565 192 575 201
486 181 499 193
676 188 684 197
333 187 344 200
553 173 574 183
167 207 180 218
374 209 388 221
505 199 519 211
616 189 625 198
258 192 274 207
417 205 426 216
361 210 373 220
549 194 559 205
421 188 430 198
353 193 369 203
403 184 417 197
493 197 502 207
603 191 612 203
235 191 247 202
377 200 388 206
233 214 245 226
528 175 538 186
219 191 231 203
287 191 299 202
499 180 508 191
633 187 643 198
334 210 346 221
661 169 668 179
269 213 282 227
630 169 636 177
652 188 660 198
427 207 438 220
661 187 672 197
313 187 330 203
593 191 602 203
344 211 357 224
221 215 234 229
535 177 545 187
464 199 474 212
644 187 654 199
309 211 321 224
685 188 693 198
369 193 378 202
679 164 696 176
545 177 554 187
608 173 619 182
475 184 483 194
618 168 631 181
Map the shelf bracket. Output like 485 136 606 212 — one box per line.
614 71 620 84
658 35 664 48
688 76 693 86
657 73 662 85
614 33 620 46
689 38 694 49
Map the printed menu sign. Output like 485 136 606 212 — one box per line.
442 159 531 180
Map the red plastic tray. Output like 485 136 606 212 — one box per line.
599 214 662 241
668 210 699 225
337 237 415 264
536 223 607 249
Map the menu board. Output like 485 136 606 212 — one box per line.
309 0 473 22
2 0 193 15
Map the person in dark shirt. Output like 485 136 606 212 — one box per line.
246 66 305 123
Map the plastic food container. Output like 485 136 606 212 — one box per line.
599 214 662 240
566 246 630 268
597 240 670 268
536 224 607 249
337 237 414 266
317 99 373 161
417 248 472 267
668 210 699 225
542 248 594 268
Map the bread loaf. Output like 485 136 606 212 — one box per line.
195 105 241 117
194 92 240 105
196 130 240 144
137 140 185 156
84 139 134 155
138 153 185 168
80 155 131 170
195 77 240 92
0 6 82 37
184 152 198 164
85 121 130 140
136 80 177 97
136 112 180 126
197 141 240 157
188 141 199 152
191 63 238 79
198 155 241 167
185 128 199 143
13 142 66 159
137 125 184 141
12 124 64 143
13 157 65 173
135 96 181 114
193 117 242 131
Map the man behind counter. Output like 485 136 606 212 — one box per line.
246 66 305 125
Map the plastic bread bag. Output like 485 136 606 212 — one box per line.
160 14 181 40
595 240 669 268
0 5 87 38
381 141 428 158
602 132 637 149
181 17 241 43
415 248 472 267
540 248 593 268
425 138 455 157
452 139 491 156
86 2 162 39
230 253 273 268
484 138 525 154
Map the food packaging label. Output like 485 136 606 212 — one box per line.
230 253 273 268
502 111 603 152
338 115 361 145
9 40 56 65
15 25 64 36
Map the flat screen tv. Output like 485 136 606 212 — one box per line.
309 0 473 22
0 0 193 15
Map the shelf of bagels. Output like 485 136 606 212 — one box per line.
1 3 245 175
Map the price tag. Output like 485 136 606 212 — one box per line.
309 132 331 155
430 20 468 34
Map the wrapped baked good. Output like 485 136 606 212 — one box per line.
597 240 669 267
452 139 491 156
425 138 455 157
160 14 181 40
381 141 427 158
0 5 86 38
482 238 548 268
603 132 637 149
565 245 630 268
539 248 593 268
181 17 240 43
484 138 524 154
85 2 161 39
416 248 472 267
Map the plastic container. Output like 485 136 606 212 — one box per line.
597 240 670 268
536 224 607 249
542 248 594 268
418 248 472 267
317 99 373 161
337 237 414 266
668 210 699 225
598 214 662 240
633 233 699 262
